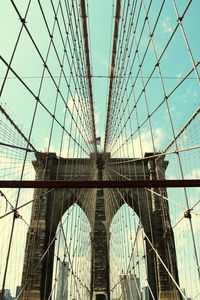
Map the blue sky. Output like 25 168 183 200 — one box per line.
0 0 199 153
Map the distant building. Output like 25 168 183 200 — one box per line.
0 289 12 300
120 273 141 300
141 286 150 300
56 260 69 300
15 286 21 298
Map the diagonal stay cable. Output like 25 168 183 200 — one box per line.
80 0 97 154
0 105 37 152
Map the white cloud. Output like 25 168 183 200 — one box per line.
176 72 182 79
162 16 172 33
193 90 198 97
41 135 76 158
112 128 164 158
170 106 175 112
95 112 100 125
96 53 109 71
173 211 200 298
0 153 35 181
185 169 200 179
0 191 32 296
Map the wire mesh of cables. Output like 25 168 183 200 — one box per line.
104 0 200 299
0 0 200 299
0 0 96 298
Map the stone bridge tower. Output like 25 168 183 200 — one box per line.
21 152 180 300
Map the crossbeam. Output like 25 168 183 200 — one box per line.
0 180 199 189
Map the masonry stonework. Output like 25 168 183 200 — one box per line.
21 152 180 300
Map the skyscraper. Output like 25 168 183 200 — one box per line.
1 289 12 300
120 273 141 300
56 260 69 300
142 286 150 300
15 286 21 298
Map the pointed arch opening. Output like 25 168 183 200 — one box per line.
52 204 92 300
109 203 149 300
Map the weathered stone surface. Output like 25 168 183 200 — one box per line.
159 290 181 299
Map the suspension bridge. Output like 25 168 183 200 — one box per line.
0 0 200 299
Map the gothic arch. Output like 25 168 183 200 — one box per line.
47 188 95 232
105 187 158 298
21 152 180 300
21 153 96 300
